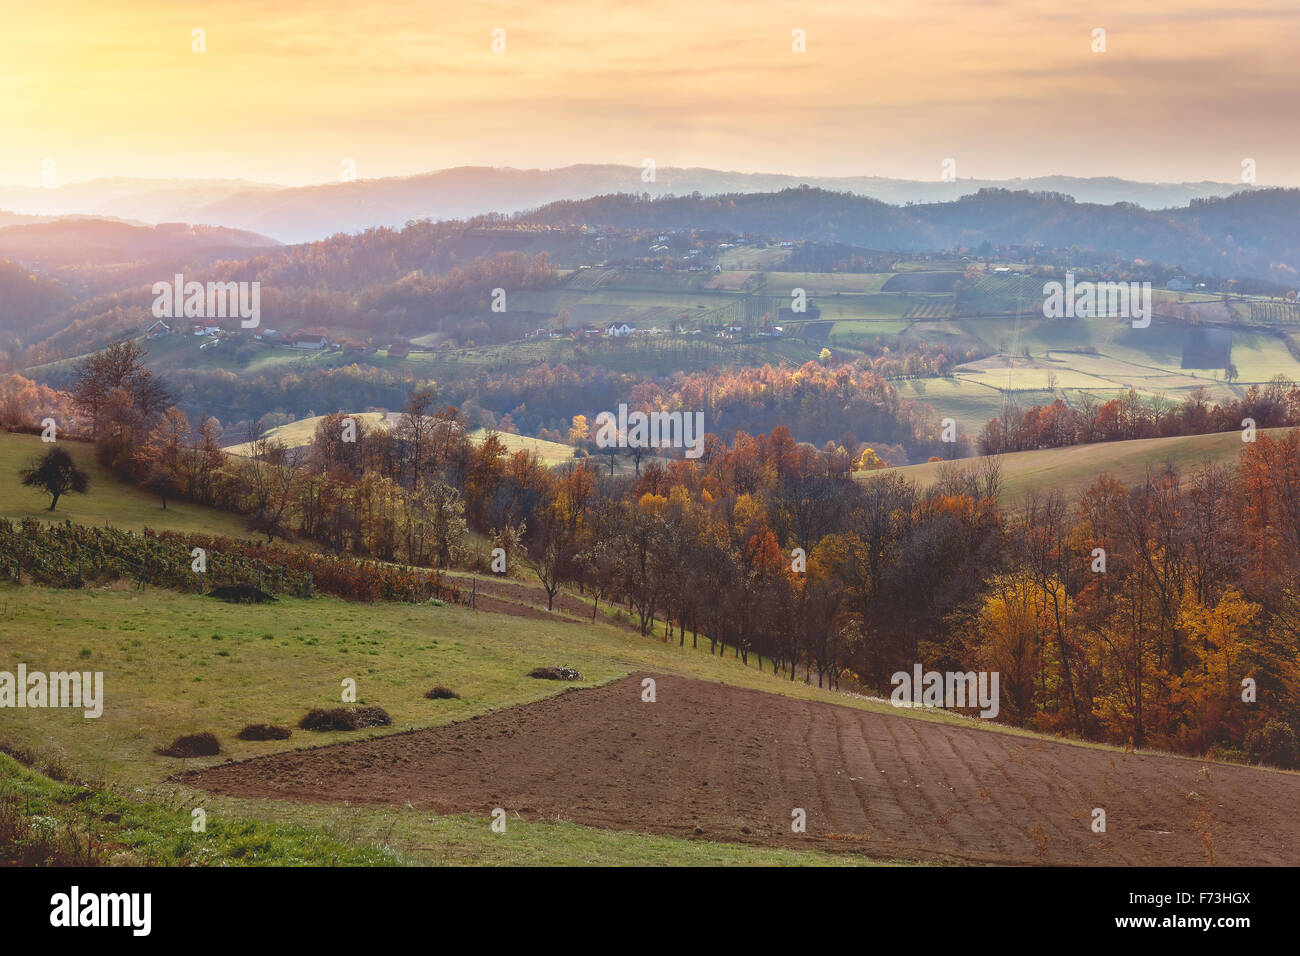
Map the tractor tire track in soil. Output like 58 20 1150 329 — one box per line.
183 673 1300 865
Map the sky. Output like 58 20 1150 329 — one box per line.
2 0 1297 188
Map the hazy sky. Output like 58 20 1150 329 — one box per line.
2 0 1296 187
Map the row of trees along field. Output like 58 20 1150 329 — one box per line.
978 378 1300 454
40 340 1300 766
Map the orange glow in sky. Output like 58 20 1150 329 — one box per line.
2 0 1297 186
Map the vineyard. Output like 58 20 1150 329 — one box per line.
1250 301 1300 323
956 273 1035 315
902 300 954 319
0 518 461 605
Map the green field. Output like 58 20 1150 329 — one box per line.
715 246 789 270
0 433 250 537
223 412 391 457
0 581 925 865
762 272 895 294
466 428 578 464
826 319 911 340
862 428 1291 504
893 377 1031 434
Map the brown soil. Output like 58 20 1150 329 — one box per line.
444 573 642 631
157 732 221 758
182 674 1300 865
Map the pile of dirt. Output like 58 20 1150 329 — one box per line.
298 706 392 732
527 666 583 681
155 732 220 758
236 723 292 741
208 584 277 604
425 686 460 700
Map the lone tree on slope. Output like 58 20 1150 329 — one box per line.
20 447 90 511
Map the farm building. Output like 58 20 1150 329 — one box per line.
285 332 332 350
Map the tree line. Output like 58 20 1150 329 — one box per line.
977 379 1299 455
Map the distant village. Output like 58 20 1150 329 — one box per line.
143 315 789 354
143 319 405 354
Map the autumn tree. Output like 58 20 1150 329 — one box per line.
71 341 170 455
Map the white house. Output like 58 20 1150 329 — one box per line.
287 333 331 350
605 323 635 337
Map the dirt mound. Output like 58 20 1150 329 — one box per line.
528 666 583 681
425 686 461 700
183 674 1300 865
208 584 277 603
298 706 392 732
236 723 292 741
156 732 220 758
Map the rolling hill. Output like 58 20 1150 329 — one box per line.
862 427 1293 503
0 432 251 537
223 413 581 466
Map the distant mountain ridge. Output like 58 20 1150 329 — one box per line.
0 166 1261 244
0 219 280 270
514 186 1300 282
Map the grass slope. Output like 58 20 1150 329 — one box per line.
862 428 1292 503
0 584 900 865
0 432 250 538
224 415 579 466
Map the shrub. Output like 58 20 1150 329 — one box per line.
425 686 460 700
156 732 220 757
527 666 583 681
299 706 392 732
208 584 277 603
236 723 291 741
1243 720 1298 769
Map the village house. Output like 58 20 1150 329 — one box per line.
605 322 635 337
285 330 332 350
